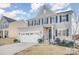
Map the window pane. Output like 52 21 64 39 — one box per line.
66 29 69 36
50 17 52 24
60 15 62 22
38 19 40 25
47 17 48 24
34 20 36 25
28 21 29 26
56 16 58 23
66 14 69 21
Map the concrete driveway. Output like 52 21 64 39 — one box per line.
0 43 36 55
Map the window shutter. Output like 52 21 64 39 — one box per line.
66 29 69 36
56 16 58 23
66 14 69 21
55 29 57 36
42 18 43 25
60 15 61 22
47 17 48 24
50 17 52 24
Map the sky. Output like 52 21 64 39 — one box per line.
0 3 79 20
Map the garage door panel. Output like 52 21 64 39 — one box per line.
19 35 41 43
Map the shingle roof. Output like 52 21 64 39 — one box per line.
2 16 16 22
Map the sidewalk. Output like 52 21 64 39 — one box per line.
0 43 36 55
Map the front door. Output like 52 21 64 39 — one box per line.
43 27 52 43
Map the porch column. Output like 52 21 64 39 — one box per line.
3 30 5 38
48 17 50 24
51 26 54 42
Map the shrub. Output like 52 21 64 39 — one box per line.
60 40 74 48
14 39 20 43
38 38 43 43
65 41 74 47
61 40 66 44
54 38 61 44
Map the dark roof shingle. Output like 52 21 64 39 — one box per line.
2 16 16 22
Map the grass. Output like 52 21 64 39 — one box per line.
15 44 79 55
0 38 15 45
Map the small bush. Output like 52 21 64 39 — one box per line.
14 39 20 43
59 40 74 48
61 40 66 44
65 41 74 47
55 38 61 44
38 38 43 43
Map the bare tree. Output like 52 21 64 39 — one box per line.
70 10 79 55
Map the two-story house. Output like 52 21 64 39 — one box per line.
18 5 76 43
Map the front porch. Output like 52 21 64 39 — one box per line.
43 25 54 44
0 30 8 38
42 25 72 44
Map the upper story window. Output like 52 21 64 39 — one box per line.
60 14 69 22
50 17 52 24
28 20 33 26
38 19 40 25
43 17 48 24
28 21 29 26
46 17 48 24
56 16 58 23
61 15 67 22
36 19 39 25
30 20 32 26
42 18 43 25
31 20 33 26
66 14 69 21
34 20 36 25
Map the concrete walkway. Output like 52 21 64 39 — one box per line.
0 43 36 55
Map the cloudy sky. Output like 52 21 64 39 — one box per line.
0 3 79 20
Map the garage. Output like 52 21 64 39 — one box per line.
18 31 42 43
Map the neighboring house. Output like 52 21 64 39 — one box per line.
9 20 27 39
0 16 16 38
0 16 27 39
18 5 78 43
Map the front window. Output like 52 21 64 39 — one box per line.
57 29 69 36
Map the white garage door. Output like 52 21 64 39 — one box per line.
19 34 41 43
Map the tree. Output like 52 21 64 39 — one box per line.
70 10 79 55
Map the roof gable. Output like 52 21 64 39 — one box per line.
35 5 56 18
1 16 16 22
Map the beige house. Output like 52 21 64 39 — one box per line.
0 16 27 39
8 21 27 39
